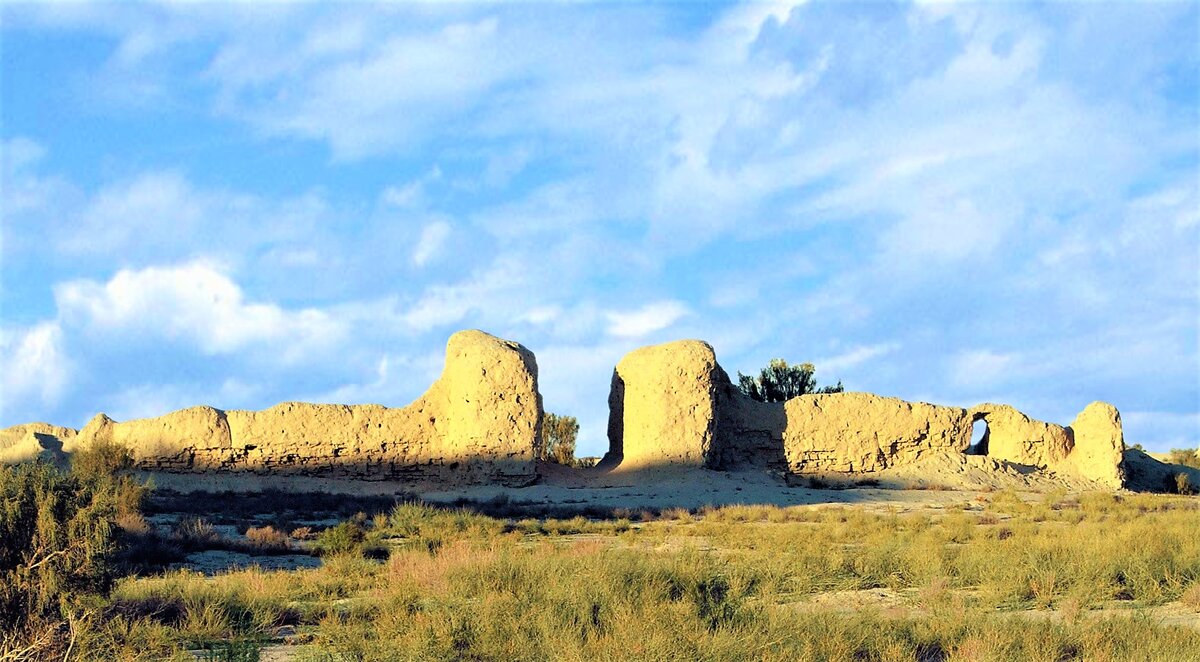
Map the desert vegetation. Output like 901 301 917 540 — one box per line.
737 358 844 402
4 461 1199 660
1161 449 1200 469
537 413 580 466
0 441 146 658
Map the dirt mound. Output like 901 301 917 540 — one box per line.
1122 448 1199 493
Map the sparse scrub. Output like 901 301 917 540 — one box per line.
244 526 291 552
175 517 222 549
1167 448 1200 469
144 488 401 528
9 486 1200 658
196 639 264 662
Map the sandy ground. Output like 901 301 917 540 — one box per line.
139 445 1138 517
143 463 999 513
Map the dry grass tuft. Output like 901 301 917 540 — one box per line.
1182 582 1200 612
244 526 291 552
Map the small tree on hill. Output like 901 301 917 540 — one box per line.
1166 448 1200 470
539 413 579 466
737 358 844 403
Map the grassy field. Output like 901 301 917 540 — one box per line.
3 448 1200 661
80 491 1200 661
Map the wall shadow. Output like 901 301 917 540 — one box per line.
595 370 624 471
711 383 789 471
1122 448 1200 493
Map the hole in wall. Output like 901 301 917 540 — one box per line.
968 417 989 456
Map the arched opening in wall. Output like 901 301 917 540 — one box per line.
968 416 990 455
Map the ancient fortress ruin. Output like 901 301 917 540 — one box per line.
2 331 541 486
602 339 1124 489
2 330 1127 489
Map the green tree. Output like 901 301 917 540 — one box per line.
0 440 147 657
539 413 580 466
737 359 844 403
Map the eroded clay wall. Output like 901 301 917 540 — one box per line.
967 404 1073 467
606 340 974 474
778 394 972 474
604 340 721 469
606 338 1125 487
6 330 1127 489
58 330 542 485
0 423 76 465
1065 402 1125 488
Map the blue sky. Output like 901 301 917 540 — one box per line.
1 1 1197 456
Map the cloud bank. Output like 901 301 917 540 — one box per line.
1 1 1196 454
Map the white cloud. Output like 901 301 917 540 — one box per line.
312 354 394 406
1126 184 1199 231
103 378 263 423
54 260 343 357
950 350 1018 389
2 136 46 172
0 322 71 416
64 171 206 255
233 16 516 158
605 301 690 338
1120 411 1200 452
401 258 529 332
411 220 451 267
382 166 442 210
15 167 342 280
520 306 561 325
305 351 443 408
480 146 532 189
816 342 901 374
515 301 605 342
1 138 79 245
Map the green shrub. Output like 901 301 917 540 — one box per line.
72 440 147 516
315 522 367 557
0 461 124 655
737 359 844 402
